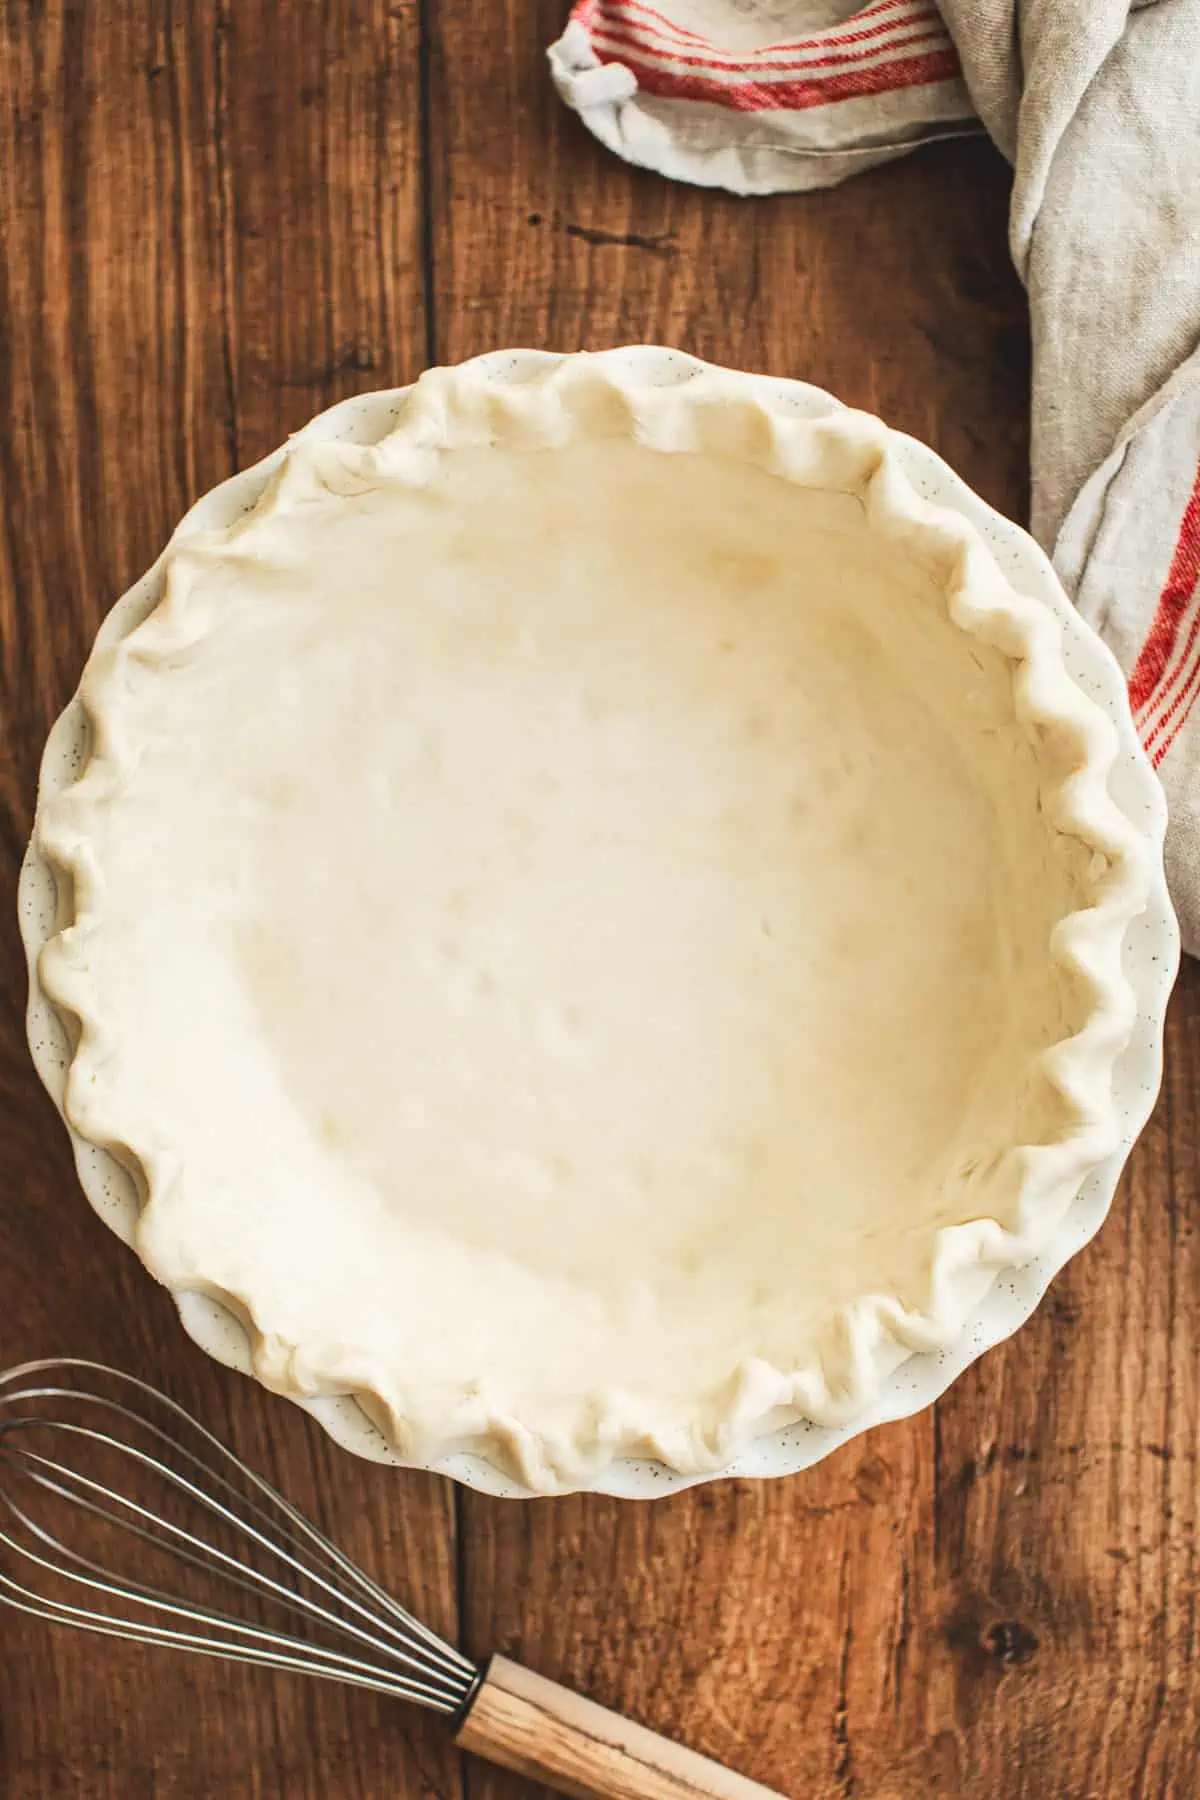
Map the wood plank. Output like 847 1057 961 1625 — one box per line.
428 5 1200 1798
929 968 1200 1798
0 6 461 1798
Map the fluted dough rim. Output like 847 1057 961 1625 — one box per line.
34 351 1153 1491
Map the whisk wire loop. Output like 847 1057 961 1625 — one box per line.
2 1421 467 1690
0 1359 479 1717
0 1566 455 1701
0 1453 468 1705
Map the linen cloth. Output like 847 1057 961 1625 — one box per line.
549 1 1200 954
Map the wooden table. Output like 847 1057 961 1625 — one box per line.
1 7 1197 1797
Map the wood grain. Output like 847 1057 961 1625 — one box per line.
1 4 1197 1799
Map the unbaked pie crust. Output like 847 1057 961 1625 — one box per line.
36 354 1148 1489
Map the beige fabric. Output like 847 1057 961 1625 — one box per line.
940 0 1200 953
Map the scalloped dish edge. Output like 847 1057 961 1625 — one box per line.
33 352 1154 1491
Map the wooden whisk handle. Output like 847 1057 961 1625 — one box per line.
454 1655 788 1800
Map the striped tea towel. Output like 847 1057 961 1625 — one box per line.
549 1 1200 955
548 2 978 194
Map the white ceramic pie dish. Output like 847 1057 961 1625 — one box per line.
20 347 1178 1498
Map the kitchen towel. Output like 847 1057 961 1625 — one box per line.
549 2 1200 955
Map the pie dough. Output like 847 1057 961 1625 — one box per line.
36 355 1148 1490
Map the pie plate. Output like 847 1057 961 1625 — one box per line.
19 347 1179 1499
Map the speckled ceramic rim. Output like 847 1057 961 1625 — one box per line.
19 347 1180 1499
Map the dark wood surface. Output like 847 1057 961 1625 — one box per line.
1 5 1196 1797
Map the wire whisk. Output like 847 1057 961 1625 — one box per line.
0 1358 780 1800
0 1356 477 1712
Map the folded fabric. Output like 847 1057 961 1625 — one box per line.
549 1 1200 954
548 2 979 193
